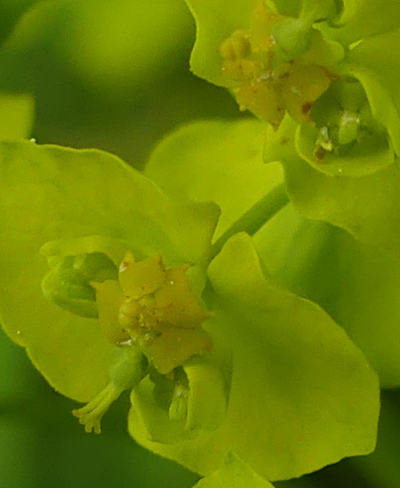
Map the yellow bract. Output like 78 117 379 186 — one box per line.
92 279 127 343
280 64 332 123
119 252 166 299
142 326 212 374
95 252 212 373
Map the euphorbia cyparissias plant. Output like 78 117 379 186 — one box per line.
0 1 390 485
0 131 379 486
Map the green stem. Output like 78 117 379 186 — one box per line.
210 183 289 259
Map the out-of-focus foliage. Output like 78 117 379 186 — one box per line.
0 93 34 139
0 0 43 45
0 0 239 166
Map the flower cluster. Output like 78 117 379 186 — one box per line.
3 0 400 486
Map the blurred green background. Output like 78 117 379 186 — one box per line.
0 0 239 168
0 1 398 487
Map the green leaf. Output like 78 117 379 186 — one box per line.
145 119 283 240
254 203 400 387
184 0 259 86
266 116 400 262
322 0 400 45
0 93 34 140
0 141 218 401
194 453 274 488
129 233 379 481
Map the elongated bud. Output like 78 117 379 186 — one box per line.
41 251 117 318
74 252 118 282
